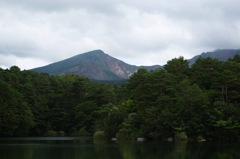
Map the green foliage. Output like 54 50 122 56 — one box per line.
58 131 65 134
70 131 79 136
164 56 189 82
78 127 91 136
61 74 89 81
46 130 58 136
94 131 106 138
176 80 210 139
2 54 240 140
175 132 188 140
116 132 128 139
121 100 137 113
75 101 100 133
144 106 175 138
89 79 128 86
197 135 203 140
95 103 127 138
0 78 34 136
70 128 91 136
206 101 240 139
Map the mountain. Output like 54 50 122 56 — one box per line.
32 49 240 80
31 50 161 80
188 49 240 65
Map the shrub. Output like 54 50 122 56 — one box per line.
70 131 79 136
79 127 91 136
116 132 128 139
46 130 58 136
94 131 106 139
70 128 91 136
58 131 65 136
175 132 187 140
137 130 145 138
197 135 203 140
130 132 138 139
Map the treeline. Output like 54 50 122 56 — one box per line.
1 55 240 140
89 79 128 86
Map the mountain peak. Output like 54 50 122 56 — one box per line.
31 50 107 73
31 50 161 80
81 49 105 55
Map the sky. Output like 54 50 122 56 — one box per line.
0 0 240 70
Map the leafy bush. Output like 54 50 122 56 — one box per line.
94 131 106 139
130 132 138 139
116 130 145 140
175 132 188 140
79 127 91 136
137 130 145 138
58 131 65 136
70 131 79 136
46 130 58 136
116 132 128 139
197 135 203 140
70 127 91 136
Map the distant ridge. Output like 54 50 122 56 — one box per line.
188 49 240 65
31 49 240 80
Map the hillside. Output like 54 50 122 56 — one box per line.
31 50 161 80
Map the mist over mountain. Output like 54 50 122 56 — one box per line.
31 49 240 80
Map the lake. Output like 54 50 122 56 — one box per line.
0 137 240 159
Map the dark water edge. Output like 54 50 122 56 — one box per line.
0 137 240 159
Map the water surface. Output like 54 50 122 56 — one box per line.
0 137 239 159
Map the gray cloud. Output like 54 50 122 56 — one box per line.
0 0 120 14
0 0 240 69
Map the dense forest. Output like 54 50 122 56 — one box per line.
1 55 240 140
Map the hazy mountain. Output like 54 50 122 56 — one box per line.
188 49 240 65
31 50 161 80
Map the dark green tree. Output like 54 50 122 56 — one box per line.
176 80 209 139
0 79 34 136
164 56 190 82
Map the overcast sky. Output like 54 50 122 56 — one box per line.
0 0 240 70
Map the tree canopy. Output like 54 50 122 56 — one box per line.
1 55 240 140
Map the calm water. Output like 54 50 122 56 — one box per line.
0 137 240 159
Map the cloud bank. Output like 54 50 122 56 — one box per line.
0 0 240 69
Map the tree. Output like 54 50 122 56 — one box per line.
143 105 175 139
164 56 190 82
126 68 150 109
231 54 240 63
66 77 88 108
95 103 127 138
0 79 34 136
190 56 222 90
206 101 240 139
176 80 209 139
146 68 175 106
212 60 240 104
74 101 100 133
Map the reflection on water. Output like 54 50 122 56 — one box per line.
0 137 240 159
